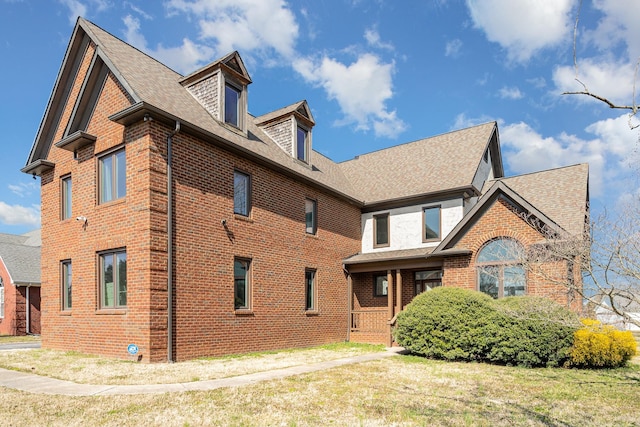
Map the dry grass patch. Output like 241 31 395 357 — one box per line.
0 342 383 385
0 334 41 344
1 355 639 426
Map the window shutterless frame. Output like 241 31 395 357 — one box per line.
98 148 126 204
374 274 388 297
422 205 441 242
296 125 310 163
305 198 317 235
61 174 72 220
61 260 72 310
98 250 127 309
373 213 390 248
305 269 316 311
234 258 251 310
233 170 251 217
224 83 241 128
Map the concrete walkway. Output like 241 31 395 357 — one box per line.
0 348 403 396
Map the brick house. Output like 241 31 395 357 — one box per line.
0 230 41 336
22 18 589 361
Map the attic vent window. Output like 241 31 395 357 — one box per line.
296 126 309 163
225 83 240 127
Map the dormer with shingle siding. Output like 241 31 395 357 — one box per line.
180 51 252 133
255 100 315 165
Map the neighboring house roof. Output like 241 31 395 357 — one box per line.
594 290 640 314
0 231 41 285
483 164 589 237
339 122 502 205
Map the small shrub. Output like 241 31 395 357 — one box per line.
570 319 637 368
490 297 580 367
393 287 499 361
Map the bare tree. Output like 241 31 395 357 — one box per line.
563 0 640 130
521 202 640 329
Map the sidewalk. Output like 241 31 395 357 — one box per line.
0 348 403 396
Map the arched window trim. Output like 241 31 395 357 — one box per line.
476 237 526 299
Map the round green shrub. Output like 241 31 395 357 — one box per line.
490 296 580 367
393 287 499 361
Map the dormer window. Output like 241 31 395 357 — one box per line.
225 83 241 127
296 125 309 162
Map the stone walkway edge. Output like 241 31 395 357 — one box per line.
0 348 403 396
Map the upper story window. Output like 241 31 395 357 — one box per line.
98 148 126 204
234 258 251 310
374 274 388 297
296 126 309 162
61 260 72 310
373 213 390 248
225 83 241 128
61 175 72 220
423 206 441 242
305 198 317 235
234 170 251 216
476 238 526 299
99 250 127 309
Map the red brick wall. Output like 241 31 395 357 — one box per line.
39 41 362 361
0 262 18 335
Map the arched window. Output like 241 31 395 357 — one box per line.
476 238 526 298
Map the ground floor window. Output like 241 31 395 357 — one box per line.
61 260 72 310
99 250 127 309
476 238 526 298
414 270 442 295
305 269 316 310
234 258 251 310
374 274 388 296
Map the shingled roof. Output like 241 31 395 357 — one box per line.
0 230 41 285
339 122 501 205
484 163 589 236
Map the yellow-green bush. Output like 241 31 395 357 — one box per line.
570 319 637 368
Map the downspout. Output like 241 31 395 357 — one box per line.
343 264 352 342
167 120 180 363
25 285 30 335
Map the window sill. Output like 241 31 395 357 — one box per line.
234 309 254 316
305 232 319 238
96 308 127 315
97 197 127 209
234 214 253 223
60 310 72 316
305 310 320 316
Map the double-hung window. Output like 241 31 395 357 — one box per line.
99 149 126 204
373 213 389 248
61 175 72 220
234 170 251 216
305 269 316 311
99 250 127 309
225 83 241 127
62 260 72 310
423 206 441 241
234 258 251 310
305 198 317 234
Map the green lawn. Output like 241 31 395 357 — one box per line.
0 334 41 344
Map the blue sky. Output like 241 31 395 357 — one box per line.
1 0 638 235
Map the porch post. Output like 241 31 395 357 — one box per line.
386 269 394 347
395 269 402 315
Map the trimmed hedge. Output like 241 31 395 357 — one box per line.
394 287 580 367
570 319 637 368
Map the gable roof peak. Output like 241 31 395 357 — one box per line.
179 50 252 87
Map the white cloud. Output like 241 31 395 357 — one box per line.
445 39 462 58
552 58 637 107
451 113 496 130
123 15 213 74
588 0 640 61
364 28 394 51
500 114 637 197
465 0 575 63
8 182 38 198
293 53 406 138
166 0 298 59
498 86 524 100
0 202 40 227
58 0 109 24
